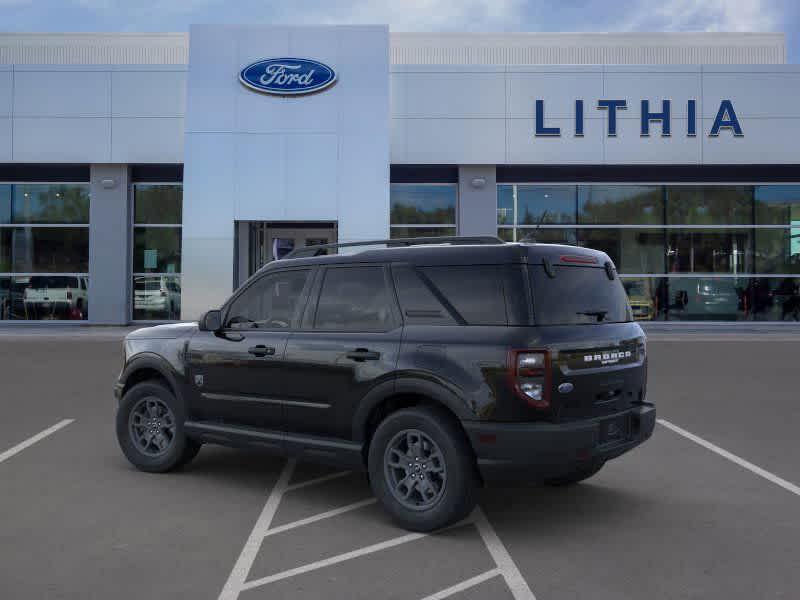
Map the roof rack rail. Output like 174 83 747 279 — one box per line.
284 235 505 259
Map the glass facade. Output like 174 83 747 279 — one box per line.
0 183 90 320
498 184 800 321
390 184 457 238
132 184 182 320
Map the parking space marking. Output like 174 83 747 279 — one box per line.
474 507 537 600
285 470 351 492
262 498 377 538
240 529 430 591
0 419 74 465
218 458 297 600
420 568 501 600
658 418 800 497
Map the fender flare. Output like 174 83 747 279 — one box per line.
120 352 185 403
352 375 474 443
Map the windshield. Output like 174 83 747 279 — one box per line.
529 265 632 325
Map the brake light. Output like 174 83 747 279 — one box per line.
508 349 551 409
560 254 598 265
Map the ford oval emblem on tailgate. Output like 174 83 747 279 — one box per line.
558 382 574 394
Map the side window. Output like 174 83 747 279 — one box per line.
392 265 456 325
314 266 394 331
226 269 309 329
421 265 508 325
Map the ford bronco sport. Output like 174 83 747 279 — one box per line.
115 237 655 532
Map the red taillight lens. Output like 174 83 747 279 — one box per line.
508 349 551 409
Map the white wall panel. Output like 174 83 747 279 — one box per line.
182 132 235 237
13 117 110 162
506 117 604 164
112 70 185 116
606 118 701 164
337 134 389 241
404 118 504 164
286 134 338 221
506 71 602 119
702 118 798 164
702 71 800 118
0 69 11 117
14 70 109 117
234 134 286 221
111 117 184 162
0 118 11 160
604 70 701 118
184 26 238 133
402 71 505 118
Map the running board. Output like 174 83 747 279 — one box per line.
184 421 365 470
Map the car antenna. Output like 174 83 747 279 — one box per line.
520 210 548 243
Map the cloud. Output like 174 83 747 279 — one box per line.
621 0 780 32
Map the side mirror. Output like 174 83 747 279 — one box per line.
199 309 222 332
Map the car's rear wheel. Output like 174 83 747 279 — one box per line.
543 461 605 486
368 406 477 532
116 381 200 473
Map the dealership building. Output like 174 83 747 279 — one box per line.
0 27 799 324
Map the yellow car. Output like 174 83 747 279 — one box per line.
624 279 656 321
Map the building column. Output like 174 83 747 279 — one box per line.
88 164 130 324
458 166 497 237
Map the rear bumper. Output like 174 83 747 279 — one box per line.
463 403 656 483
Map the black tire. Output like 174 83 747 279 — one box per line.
367 406 478 532
116 380 201 473
543 461 605 486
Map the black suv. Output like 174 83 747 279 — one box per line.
115 237 655 531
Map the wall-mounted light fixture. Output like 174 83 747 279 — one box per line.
470 177 487 189
101 178 116 189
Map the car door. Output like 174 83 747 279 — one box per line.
282 264 402 440
186 266 314 434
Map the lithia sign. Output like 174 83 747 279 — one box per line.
535 99 743 138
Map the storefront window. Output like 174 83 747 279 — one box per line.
666 229 753 274
666 186 752 225
390 184 457 238
132 184 182 320
579 185 663 225
578 229 665 274
0 183 90 321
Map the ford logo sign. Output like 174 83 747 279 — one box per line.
239 58 337 96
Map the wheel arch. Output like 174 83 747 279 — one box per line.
120 353 183 403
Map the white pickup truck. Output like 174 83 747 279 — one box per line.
23 275 88 320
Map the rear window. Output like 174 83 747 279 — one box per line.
530 265 632 325
421 266 508 326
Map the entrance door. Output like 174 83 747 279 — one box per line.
248 222 337 277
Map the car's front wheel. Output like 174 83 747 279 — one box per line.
116 380 201 473
368 406 478 532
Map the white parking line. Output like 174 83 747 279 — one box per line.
658 418 800 498
240 530 429 591
419 568 501 600
218 458 297 600
285 470 351 492
262 498 377 538
474 507 537 600
0 419 74 464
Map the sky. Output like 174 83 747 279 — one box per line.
0 0 797 62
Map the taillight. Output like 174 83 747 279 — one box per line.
508 349 551 409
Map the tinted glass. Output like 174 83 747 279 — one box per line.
666 229 753 273
754 185 800 225
132 275 181 320
133 227 181 273
315 266 393 331
497 185 514 225
666 277 748 321
666 186 752 225
2 184 90 224
755 228 800 274
392 265 456 325
750 277 800 321
578 185 662 225
517 185 576 224
134 185 182 224
0 275 89 320
621 277 667 321
530 265 632 325
516 228 578 245
1 228 89 273
390 227 456 239
390 184 456 225
227 269 309 329
422 266 507 326
579 229 665 274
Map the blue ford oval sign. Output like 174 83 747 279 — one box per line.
239 58 337 96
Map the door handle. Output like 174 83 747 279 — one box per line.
346 348 381 361
248 345 276 357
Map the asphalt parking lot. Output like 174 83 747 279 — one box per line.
1 328 799 599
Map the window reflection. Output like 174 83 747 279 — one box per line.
754 185 800 225
666 277 748 321
390 184 456 226
578 185 662 225
2 184 90 224
579 229 664 274
132 275 181 320
666 229 752 274
666 186 752 225
0 275 88 320
517 185 576 224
